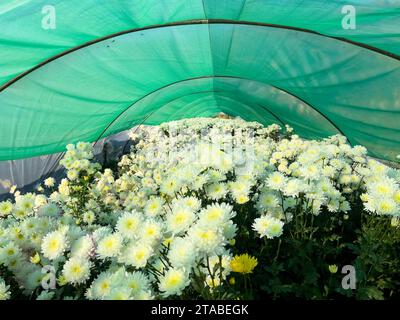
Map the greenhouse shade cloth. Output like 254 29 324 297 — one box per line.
0 0 399 161
0 128 135 199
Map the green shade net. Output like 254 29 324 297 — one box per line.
0 0 399 161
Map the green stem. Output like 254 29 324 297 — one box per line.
206 256 216 289
274 239 282 262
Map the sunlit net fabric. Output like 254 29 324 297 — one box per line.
0 0 399 161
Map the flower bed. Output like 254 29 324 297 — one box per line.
0 118 399 300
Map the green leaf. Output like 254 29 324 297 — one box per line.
366 287 385 300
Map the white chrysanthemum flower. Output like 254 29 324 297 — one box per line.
140 220 163 244
122 243 153 268
233 192 250 204
229 179 251 195
82 211 96 224
70 235 94 259
74 142 86 152
252 215 284 239
26 269 45 291
206 183 228 200
178 196 202 212
339 199 351 213
178 166 199 183
20 217 38 235
88 272 113 299
34 194 48 207
160 177 181 196
299 164 321 181
158 268 190 297
266 172 287 190
41 229 68 260
217 155 234 173
312 199 324 215
321 165 336 178
257 192 280 211
0 242 22 266
116 211 142 239
368 178 397 197
104 287 132 300
374 198 398 216
0 201 13 217
188 224 225 255
67 169 79 181
38 203 60 217
393 190 400 204
283 179 306 197
7 225 25 244
206 169 226 183
368 159 388 176
0 279 10 300
222 220 238 240
97 233 123 259
58 179 70 196
13 206 29 220
330 158 345 170
92 226 112 243
126 271 151 296
252 215 272 238
166 206 195 235
15 195 35 212
168 237 197 268
62 257 92 285
327 198 340 213
339 174 352 185
44 177 56 188
59 223 73 235
136 290 154 300
191 174 209 190
144 197 165 217
198 203 235 226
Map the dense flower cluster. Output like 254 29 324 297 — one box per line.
0 277 10 300
0 117 399 300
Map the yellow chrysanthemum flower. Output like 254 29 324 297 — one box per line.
328 264 338 274
30 252 41 264
57 275 68 286
393 190 400 204
230 254 258 274
391 217 400 228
